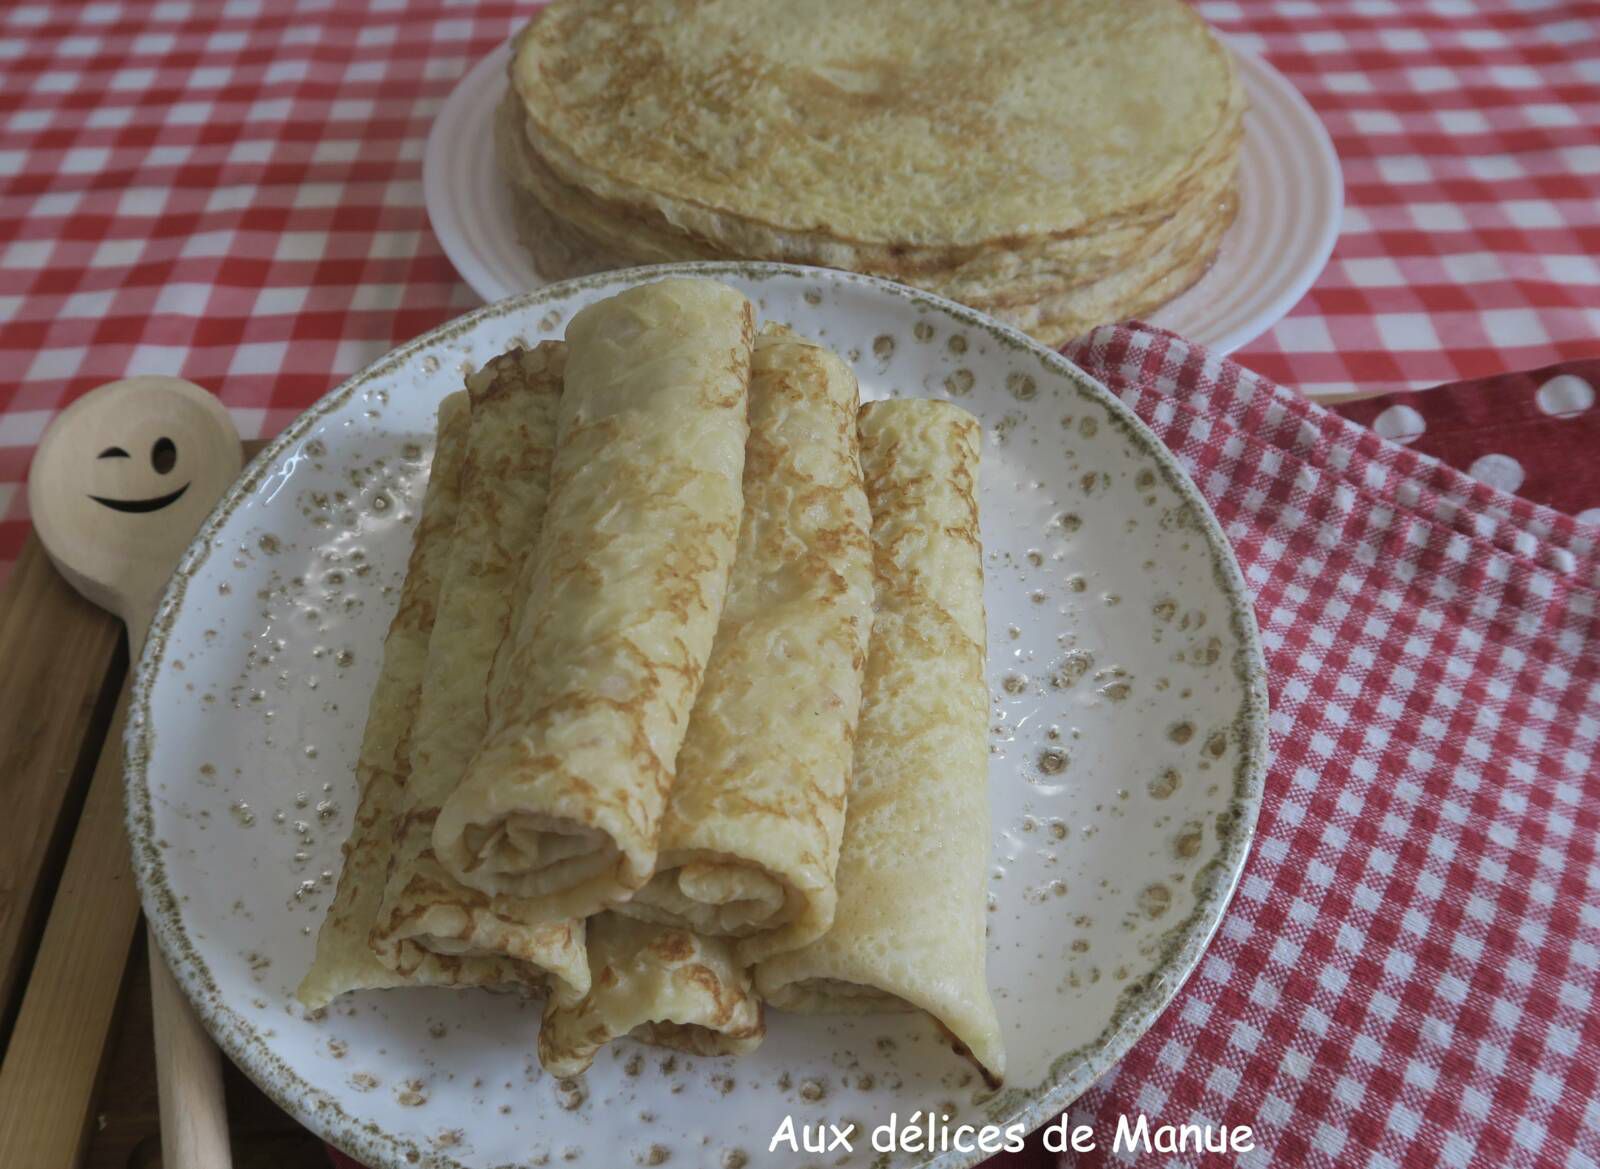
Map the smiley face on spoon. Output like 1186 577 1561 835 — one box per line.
90 435 192 513
28 375 242 623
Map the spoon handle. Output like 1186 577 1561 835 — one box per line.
123 601 234 1169
150 928 231 1169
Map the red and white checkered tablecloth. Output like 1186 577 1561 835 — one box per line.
3 4 1600 1167
4 1 1600 572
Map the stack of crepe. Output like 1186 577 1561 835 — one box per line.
494 0 1244 347
300 278 1004 1085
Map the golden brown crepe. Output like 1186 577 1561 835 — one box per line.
433 278 755 918
754 399 1005 1084
299 394 547 1009
369 346 587 997
539 913 764 1077
615 324 873 965
500 0 1245 344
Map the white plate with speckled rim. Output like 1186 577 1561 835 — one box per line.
424 39 1340 360
127 262 1268 1169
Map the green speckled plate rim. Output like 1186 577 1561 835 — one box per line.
125 260 1269 1169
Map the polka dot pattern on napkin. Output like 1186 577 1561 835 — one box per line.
1370 403 1427 445
1467 453 1526 493
1333 361 1600 526
1535 373 1596 418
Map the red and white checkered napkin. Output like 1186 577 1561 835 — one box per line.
1041 323 1600 1169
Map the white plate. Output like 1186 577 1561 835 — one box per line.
424 41 1341 357
128 263 1268 1169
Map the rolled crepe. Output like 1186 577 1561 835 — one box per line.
754 399 1005 1085
369 346 587 996
433 278 755 917
539 913 764 1077
299 394 543 1008
615 324 874 964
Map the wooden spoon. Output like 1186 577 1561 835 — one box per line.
0 376 241 1168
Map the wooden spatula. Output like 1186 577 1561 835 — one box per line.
0 376 241 1168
